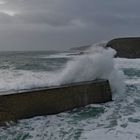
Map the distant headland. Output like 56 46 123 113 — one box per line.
106 37 140 58
70 37 140 58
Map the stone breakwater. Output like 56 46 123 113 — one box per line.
0 80 112 125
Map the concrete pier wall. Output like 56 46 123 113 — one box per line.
0 80 112 124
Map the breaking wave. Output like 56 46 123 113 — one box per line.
54 44 125 94
0 43 124 95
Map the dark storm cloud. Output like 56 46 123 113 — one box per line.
0 0 140 50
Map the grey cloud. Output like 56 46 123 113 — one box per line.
0 12 13 23
0 0 140 50
16 12 73 27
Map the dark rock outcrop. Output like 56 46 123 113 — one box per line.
106 37 140 58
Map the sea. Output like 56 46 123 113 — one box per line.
0 43 140 140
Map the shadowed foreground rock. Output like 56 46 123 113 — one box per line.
0 80 112 124
106 37 140 58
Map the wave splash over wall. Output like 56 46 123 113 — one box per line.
54 44 125 94
0 43 125 95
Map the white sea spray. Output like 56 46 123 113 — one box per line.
54 44 125 94
0 44 125 95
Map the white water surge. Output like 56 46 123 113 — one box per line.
54 45 124 94
0 44 124 94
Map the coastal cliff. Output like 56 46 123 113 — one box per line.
106 37 140 58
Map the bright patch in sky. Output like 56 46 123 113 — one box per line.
0 10 16 16
0 0 5 5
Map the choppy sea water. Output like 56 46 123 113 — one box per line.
0 47 140 140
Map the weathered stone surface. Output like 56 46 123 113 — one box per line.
0 80 112 124
106 37 140 58
0 111 16 125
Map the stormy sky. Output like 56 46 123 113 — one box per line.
0 0 140 51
